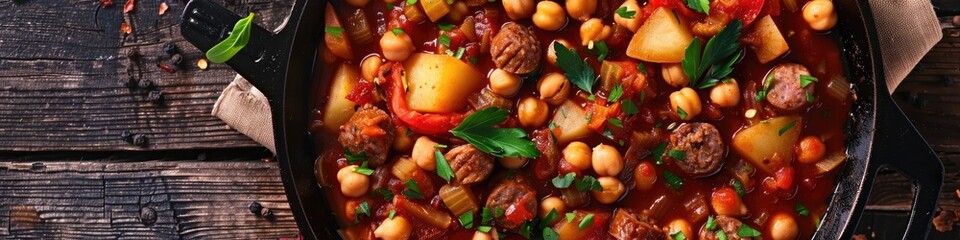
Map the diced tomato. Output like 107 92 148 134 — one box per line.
713 0 765 26
346 79 377 106
504 202 534 225
766 0 781 16
587 97 622 132
774 167 795 190
378 63 468 135
558 159 581 176
532 129 559 180
410 169 437 198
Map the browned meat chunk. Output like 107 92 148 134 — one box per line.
667 123 725 177
765 63 815 111
338 104 396 167
531 129 560 180
490 22 542 74
608 209 665 240
444 145 494 185
699 215 753 240
485 178 538 230
468 88 514 111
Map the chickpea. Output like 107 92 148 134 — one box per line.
547 39 574 66
471 231 495 240
768 213 799 240
579 18 612 46
661 63 690 87
518 97 549 128
669 87 702 121
345 0 370 8
613 0 642 32
532 1 566 31
393 125 414 151
802 0 837 31
499 157 529 169
380 31 416 62
538 73 571 105
502 0 535 20
539 197 567 219
488 69 523 97
562 141 592 171
361 55 383 81
565 0 597 22
709 79 741 107
711 187 748 217
591 176 625 204
796 136 827 164
592 144 623 176
374 216 413 240
412 136 440 171
665 219 694 240
337 165 370 197
447 1 469 23
633 161 657 191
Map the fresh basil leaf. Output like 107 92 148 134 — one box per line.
206 13 255 64
449 108 540 158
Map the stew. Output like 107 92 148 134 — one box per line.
308 0 852 239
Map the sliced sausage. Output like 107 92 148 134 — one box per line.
338 104 396 167
667 123 725 177
444 145 494 185
490 22 542 74
699 215 753 240
531 129 560 180
608 209 665 240
485 178 538 230
764 63 815 111
468 88 514 111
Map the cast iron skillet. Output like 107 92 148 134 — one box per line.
180 0 947 239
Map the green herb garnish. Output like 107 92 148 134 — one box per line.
391 28 405 36
353 162 375 176
575 175 603 191
717 231 728 240
586 40 609 62
652 142 668 165
552 172 577 188
439 34 452 47
796 203 810 216
542 209 559 228
357 201 371 217
459 211 474 229
668 149 686 161
806 92 814 103
664 170 683 190
670 231 688 240
608 118 624 128
578 214 595 230
406 0 417 5
325 26 344 38
608 84 624 103
518 222 533 238
615 6 636 19
543 227 559 240
737 224 762 237
481 208 494 225
706 215 717 230
677 106 688 119
206 13 255 64
554 42 597 94
778 120 798 136
756 73 774 101
732 179 746 196
683 0 710 14
435 150 455 182
389 210 396 219
478 226 492 232
622 99 640 115
402 179 424 199
800 74 819 87
375 189 394 201
565 213 576 222
344 149 367 164
637 63 648 75
681 20 743 89
449 108 540 158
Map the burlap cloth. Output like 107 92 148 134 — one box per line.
212 1 944 153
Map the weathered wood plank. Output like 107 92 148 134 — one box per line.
0 0 293 151
0 160 299 239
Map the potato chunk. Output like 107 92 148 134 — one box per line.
731 115 803 174
321 63 360 132
626 7 693 63
403 53 485 113
550 100 591 144
750 15 790 64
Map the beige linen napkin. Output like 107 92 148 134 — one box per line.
212 2 944 152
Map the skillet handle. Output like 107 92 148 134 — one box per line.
179 0 308 100
872 94 943 239
932 0 960 16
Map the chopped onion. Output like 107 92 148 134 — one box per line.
392 157 419 182
439 184 479 217
395 196 452 228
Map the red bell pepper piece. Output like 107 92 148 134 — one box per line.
378 63 467 135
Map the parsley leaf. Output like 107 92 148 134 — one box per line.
391 28 405 36
375 189 394 201
732 179 746 196
578 214 595 230
706 216 717 230
325 26 344 38
586 40 609 62
402 179 424 199
670 231 688 240
800 74 819 87
575 175 603 191
652 142 668 165
435 150 455 182
615 6 636 19
664 170 683 190
608 84 624 102
439 34 452 47
682 20 743 89
778 120 798 136
668 149 686 161
737 224 762 237
481 208 494 225
449 108 540 158
543 227 559 240
622 99 639 115
554 42 597 94
677 106 688 120
357 201 371 217
459 211 474 229
344 149 367 164
353 162 374 176
608 118 624 128
551 172 577 188
683 0 710 14
796 203 810 216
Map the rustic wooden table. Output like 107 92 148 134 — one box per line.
0 0 957 239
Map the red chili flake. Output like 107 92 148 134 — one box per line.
99 0 113 8
158 2 169 15
156 63 176 73
124 0 136 13
120 22 132 34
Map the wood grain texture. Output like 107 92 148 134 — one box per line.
0 0 292 151
0 160 299 239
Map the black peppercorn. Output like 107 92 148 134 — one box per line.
249 201 263 214
138 79 154 89
162 42 179 55
120 130 134 142
147 90 164 103
170 54 183 66
132 134 148 147
260 207 274 219
139 207 157 225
